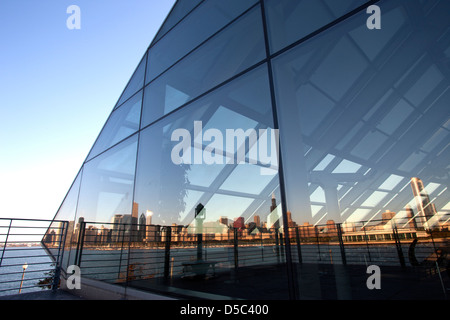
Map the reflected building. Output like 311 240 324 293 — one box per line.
219 216 229 227
138 213 146 242
44 0 450 300
233 217 245 230
410 177 437 229
43 229 56 245
253 215 260 227
382 210 396 222
405 205 418 230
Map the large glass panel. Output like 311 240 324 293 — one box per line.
76 135 138 224
264 0 367 53
152 0 203 44
114 53 147 109
87 91 142 160
48 170 82 229
146 0 257 82
72 135 138 283
141 5 265 128
130 65 289 299
273 0 450 299
43 170 82 269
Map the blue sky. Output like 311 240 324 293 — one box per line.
0 1 175 220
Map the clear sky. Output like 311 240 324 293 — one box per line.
0 0 175 220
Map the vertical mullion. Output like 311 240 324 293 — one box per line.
259 0 298 300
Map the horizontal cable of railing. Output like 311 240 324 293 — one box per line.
61 215 449 285
0 218 68 296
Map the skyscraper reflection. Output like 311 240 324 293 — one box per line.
410 177 437 229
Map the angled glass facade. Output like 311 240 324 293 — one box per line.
45 0 450 300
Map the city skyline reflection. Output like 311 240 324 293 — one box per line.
44 176 449 248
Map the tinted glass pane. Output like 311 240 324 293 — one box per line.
141 6 265 128
132 65 289 299
76 135 138 224
74 135 137 284
68 136 137 284
137 65 274 225
51 170 82 223
115 53 147 109
87 91 142 160
273 0 450 230
146 0 257 82
264 0 367 53
44 170 82 269
152 0 203 44
273 0 450 300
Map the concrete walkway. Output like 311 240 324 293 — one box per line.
0 289 84 300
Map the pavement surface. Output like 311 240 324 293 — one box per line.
0 289 84 300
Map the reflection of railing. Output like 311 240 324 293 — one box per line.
0 218 68 296
3 216 447 298
68 216 450 285
47 215 449 300
70 221 287 283
287 217 450 268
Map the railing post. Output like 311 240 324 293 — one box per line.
260 231 264 262
316 232 321 261
234 228 239 270
0 219 13 268
392 226 406 269
125 223 134 286
197 233 203 261
52 221 68 292
117 225 127 281
295 227 303 264
336 223 347 265
52 263 61 292
74 221 86 267
164 226 172 281
279 232 285 263
362 222 372 263
429 229 439 262
275 228 280 263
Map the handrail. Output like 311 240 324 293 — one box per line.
0 218 68 296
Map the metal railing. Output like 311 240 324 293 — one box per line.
55 216 450 285
2 215 447 298
287 217 450 270
0 218 68 296
60 221 286 284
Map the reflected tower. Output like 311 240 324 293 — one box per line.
269 193 280 229
410 177 436 229
270 193 277 212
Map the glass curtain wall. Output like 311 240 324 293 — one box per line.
44 0 450 300
271 0 450 299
